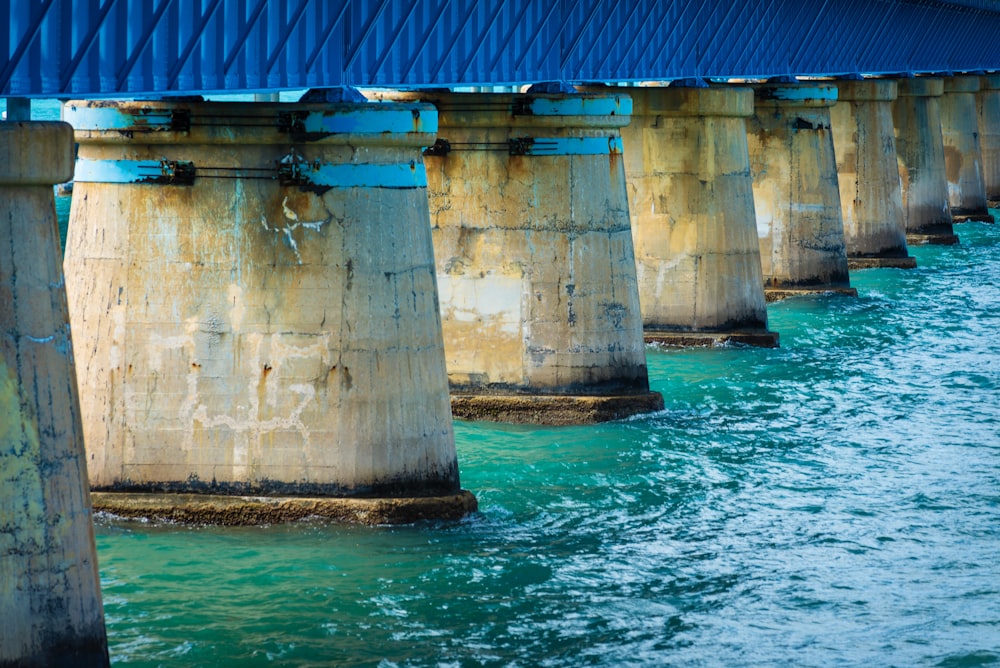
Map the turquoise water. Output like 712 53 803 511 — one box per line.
85 222 999 667
31 98 1000 665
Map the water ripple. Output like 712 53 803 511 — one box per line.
93 223 1000 666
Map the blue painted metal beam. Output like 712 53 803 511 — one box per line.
6 0 1000 98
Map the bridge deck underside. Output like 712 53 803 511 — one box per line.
5 0 1000 98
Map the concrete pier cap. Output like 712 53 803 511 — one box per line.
0 122 110 666
367 88 664 425
62 97 477 525
893 77 960 245
830 78 917 269
747 83 857 301
940 75 995 222
977 74 1000 209
598 83 777 348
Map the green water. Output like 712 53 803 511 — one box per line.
86 222 1000 667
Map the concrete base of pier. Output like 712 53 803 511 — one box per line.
892 77 958 247
941 77 993 223
907 232 960 245
91 491 478 526
451 392 665 425
748 83 854 296
643 330 779 348
848 256 919 270
831 79 915 269
951 211 995 223
607 84 776 349
64 99 464 500
765 287 859 303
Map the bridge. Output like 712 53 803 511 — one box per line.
4 2 1000 666
6 0 1000 96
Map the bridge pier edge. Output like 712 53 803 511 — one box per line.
369 89 663 425
977 74 1000 209
605 84 778 349
940 75 995 223
892 77 960 245
830 79 917 269
746 83 857 302
62 99 477 524
0 121 110 666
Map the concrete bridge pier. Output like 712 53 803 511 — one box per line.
940 76 995 223
977 74 1000 209
371 90 663 424
62 97 475 524
830 79 916 269
0 121 109 666
614 84 777 348
892 77 959 245
747 83 856 301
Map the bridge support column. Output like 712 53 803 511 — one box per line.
892 77 959 245
830 79 916 269
0 122 109 666
747 83 856 301
374 90 663 424
62 99 475 524
977 74 1000 209
617 84 777 348
940 76 994 222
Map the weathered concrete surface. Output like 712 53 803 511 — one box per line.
450 391 665 425
978 74 1000 209
92 490 478 526
0 122 109 667
63 100 470 513
747 83 857 301
940 76 995 222
371 91 663 423
830 79 916 269
612 85 777 348
892 77 959 245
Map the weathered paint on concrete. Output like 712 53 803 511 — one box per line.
371 90 663 423
830 79 916 269
977 74 1000 209
747 83 856 301
940 76 994 223
63 100 469 511
892 77 959 245
612 84 777 348
0 121 109 668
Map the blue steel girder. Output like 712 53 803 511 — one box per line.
5 0 1000 97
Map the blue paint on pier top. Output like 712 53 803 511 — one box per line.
5 0 1000 98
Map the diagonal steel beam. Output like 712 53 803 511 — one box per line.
592 0 641 78
513 0 561 75
303 3 351 74
400 0 453 83
116 0 172 90
560 0 612 72
368 1 422 82
344 0 392 71
626 1 674 80
486 0 535 78
458 0 508 81
59 0 117 92
429 0 480 81
265 0 312 78
221 0 268 77
0 0 55 93
166 0 223 89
